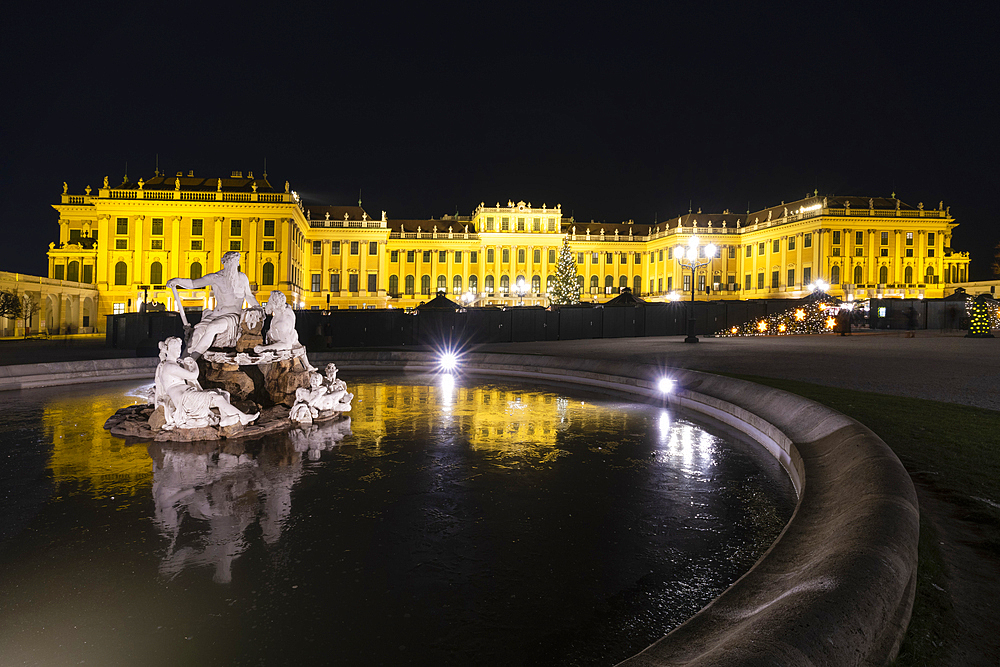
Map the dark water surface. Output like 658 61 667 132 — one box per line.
0 375 796 666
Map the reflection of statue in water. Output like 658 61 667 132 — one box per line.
167 251 261 359
254 290 300 354
155 337 258 429
151 419 352 582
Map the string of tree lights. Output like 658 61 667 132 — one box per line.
965 295 998 338
719 294 844 337
549 237 580 306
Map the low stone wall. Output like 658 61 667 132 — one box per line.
319 349 919 666
0 357 158 391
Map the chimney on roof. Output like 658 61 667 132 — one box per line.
231 171 242 178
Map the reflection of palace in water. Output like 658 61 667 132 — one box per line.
149 418 351 583
348 378 644 463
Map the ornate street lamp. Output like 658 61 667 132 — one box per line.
675 236 717 343
514 278 528 306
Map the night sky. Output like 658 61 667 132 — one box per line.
2 2 997 278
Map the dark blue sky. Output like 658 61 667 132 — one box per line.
2 1 997 277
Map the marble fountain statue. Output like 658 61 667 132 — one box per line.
105 251 352 442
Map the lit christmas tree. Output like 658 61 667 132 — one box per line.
966 295 997 338
549 236 580 305
718 293 842 336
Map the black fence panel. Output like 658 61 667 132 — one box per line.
602 307 626 339
511 307 547 342
106 312 185 351
558 306 588 340
545 310 561 341
466 309 511 344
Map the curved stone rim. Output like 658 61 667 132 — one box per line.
0 350 919 665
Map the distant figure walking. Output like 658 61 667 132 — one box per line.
905 307 918 338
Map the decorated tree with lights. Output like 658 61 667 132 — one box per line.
966 295 997 338
549 236 580 305
718 292 843 336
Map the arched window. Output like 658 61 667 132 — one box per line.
605 275 614 294
904 266 913 284
405 275 415 295
633 275 641 295
577 275 584 293
925 266 936 284
878 265 888 284
149 261 162 286
830 265 840 285
853 265 863 285
114 261 127 286
590 275 599 293
437 275 447 290
531 275 541 292
500 275 510 293
421 275 431 295
546 275 554 293
67 261 80 283
262 261 275 286
453 275 462 293
469 275 478 292
191 262 203 280
389 275 399 296
619 275 628 291
485 275 494 293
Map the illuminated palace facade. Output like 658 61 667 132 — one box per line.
48 172 970 328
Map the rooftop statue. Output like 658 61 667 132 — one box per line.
154 337 258 430
167 251 261 359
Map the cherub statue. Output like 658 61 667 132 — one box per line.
154 337 258 430
254 290 300 354
289 371 353 423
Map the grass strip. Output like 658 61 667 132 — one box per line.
717 373 1000 666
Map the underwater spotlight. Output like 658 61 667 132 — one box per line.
658 377 675 394
440 352 459 372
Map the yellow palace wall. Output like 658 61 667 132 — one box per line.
48 179 971 330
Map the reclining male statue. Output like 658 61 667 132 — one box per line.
167 251 261 358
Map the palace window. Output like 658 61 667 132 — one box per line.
455 251 462 262
502 249 510 263
758 243 765 255
578 253 584 264
439 251 447 262
928 249 935 258
534 249 541 263
881 232 889 245
151 239 163 250
803 267 811 284
787 268 795 286
486 217 494 231
312 274 321 292
928 232 935 245
728 246 736 259
437 275 447 290
881 248 889 257
904 266 913 284
832 247 841 256
532 218 540 232
391 250 398 262
368 274 377 293
349 274 359 293
635 252 641 263
547 218 556 232
231 220 241 236
192 219 203 236
698 275 706 292
331 241 341 255
370 242 378 255
501 217 510 231
405 275 414 295
518 249 526 263
454 275 463 293
853 265 863 284
313 241 322 255
421 275 431 295
856 247 864 256
115 239 127 250
262 262 274 285
113 303 126 314
590 275 599 293
745 274 752 291
351 242 360 255
389 275 399 296
487 248 495 263
832 231 841 245
517 218 525 231
191 240 203 250
501 275 510 293
191 262 203 280
230 241 241 251
666 276 672 291
469 275 478 291
773 239 780 253
116 217 128 235
683 274 691 292
549 249 556 263
54 265 64 280
906 232 913 246
407 250 415 263
831 265 840 285
151 218 163 235
422 250 431 262
264 220 275 236
757 272 764 289
788 237 795 251
485 275 494 293
745 245 752 258
771 271 779 289
804 234 812 248
879 266 888 283
605 275 614 294
471 252 477 263
592 252 599 263
906 249 914 257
